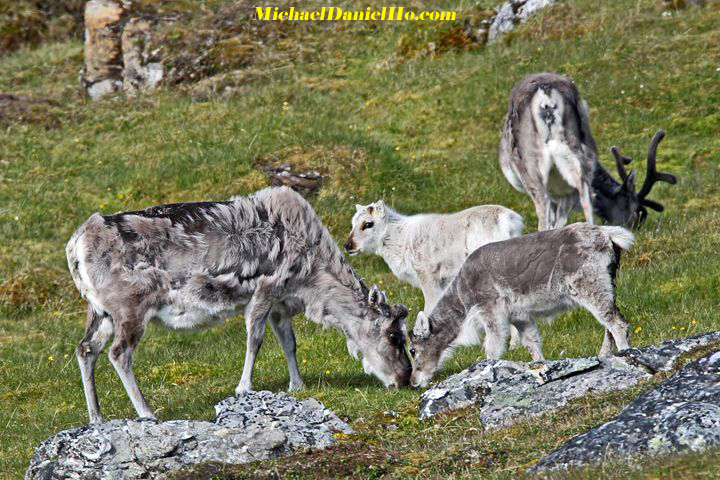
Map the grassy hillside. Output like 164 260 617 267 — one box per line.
1 0 719 478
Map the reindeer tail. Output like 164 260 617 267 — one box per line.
601 226 635 251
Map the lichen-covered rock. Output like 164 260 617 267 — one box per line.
25 391 352 480
616 330 720 373
121 17 163 94
419 331 720 425
531 348 720 472
419 355 649 424
82 0 127 100
488 0 560 43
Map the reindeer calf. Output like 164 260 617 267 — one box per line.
344 201 524 313
409 223 634 387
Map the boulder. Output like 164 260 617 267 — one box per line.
81 0 163 100
488 0 560 43
531 348 720 472
81 0 127 100
419 331 720 425
25 391 352 480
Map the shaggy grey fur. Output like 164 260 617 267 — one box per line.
499 72 597 231
66 187 410 424
409 223 634 387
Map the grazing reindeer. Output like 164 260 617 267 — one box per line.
499 73 597 231
592 130 677 228
499 73 676 230
409 223 634 388
344 201 524 314
66 187 411 424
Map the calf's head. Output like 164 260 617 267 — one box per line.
353 286 411 388
408 312 447 388
344 201 388 255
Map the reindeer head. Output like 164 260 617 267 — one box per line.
354 285 412 388
345 201 388 255
594 130 677 229
408 311 448 388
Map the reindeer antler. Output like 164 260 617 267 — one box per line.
610 146 632 182
637 130 677 212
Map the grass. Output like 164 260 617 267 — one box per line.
1 0 719 478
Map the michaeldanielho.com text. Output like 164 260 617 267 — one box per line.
254 7 457 21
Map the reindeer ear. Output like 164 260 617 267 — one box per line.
368 285 387 308
414 312 432 337
355 204 364 212
391 303 409 321
374 200 386 218
624 170 636 192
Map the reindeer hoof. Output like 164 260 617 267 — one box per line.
235 385 253 396
288 381 306 392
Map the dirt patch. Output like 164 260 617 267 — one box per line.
0 94 61 128
255 145 367 198
0 269 63 311
170 442 401 480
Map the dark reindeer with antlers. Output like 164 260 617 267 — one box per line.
592 130 677 228
500 73 677 230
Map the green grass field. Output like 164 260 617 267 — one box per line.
1 0 719 478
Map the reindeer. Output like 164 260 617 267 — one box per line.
592 130 677 228
409 223 634 388
66 187 411 424
499 72 676 230
344 201 524 314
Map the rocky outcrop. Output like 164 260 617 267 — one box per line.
82 0 127 100
25 391 352 480
531 348 720 472
81 0 163 100
419 331 720 424
488 0 560 43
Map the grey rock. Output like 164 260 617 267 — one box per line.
616 330 720 373
419 331 720 425
531 348 720 472
488 0 560 43
25 391 352 480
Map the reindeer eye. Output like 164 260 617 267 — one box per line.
409 347 416 358
389 332 400 345
361 221 374 230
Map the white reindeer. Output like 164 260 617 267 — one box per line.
409 223 634 388
344 201 524 314
66 187 412 424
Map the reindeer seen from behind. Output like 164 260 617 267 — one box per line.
499 72 676 231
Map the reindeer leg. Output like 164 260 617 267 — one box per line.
514 319 545 362
578 180 595 225
108 312 154 420
508 324 522 349
76 305 113 424
599 328 615 357
269 307 304 392
582 300 631 356
528 188 552 231
480 310 509 360
236 290 273 395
